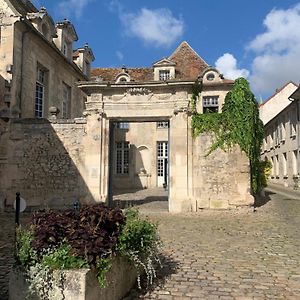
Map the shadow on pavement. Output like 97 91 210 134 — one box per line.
254 191 275 208
124 254 179 299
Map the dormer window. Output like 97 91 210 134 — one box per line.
153 57 175 81
116 73 130 83
206 73 215 81
203 96 219 113
159 70 170 81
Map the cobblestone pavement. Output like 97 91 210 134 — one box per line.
1 189 300 300
126 191 300 299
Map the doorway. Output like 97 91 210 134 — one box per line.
108 119 170 210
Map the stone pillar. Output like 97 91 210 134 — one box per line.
169 108 191 212
83 108 109 203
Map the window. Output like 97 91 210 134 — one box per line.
159 70 170 81
84 60 91 76
292 150 298 176
274 122 279 145
157 121 169 129
62 41 71 58
282 153 287 176
270 157 274 176
35 67 46 118
116 142 129 174
290 112 296 137
206 73 215 81
116 122 130 129
62 83 71 118
275 155 279 176
203 96 219 113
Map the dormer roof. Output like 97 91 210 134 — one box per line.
153 57 176 67
56 19 78 41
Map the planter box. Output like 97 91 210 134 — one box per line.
9 256 137 300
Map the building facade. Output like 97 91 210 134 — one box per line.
260 82 300 187
0 2 254 212
0 0 94 123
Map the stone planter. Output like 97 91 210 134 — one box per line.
9 256 137 300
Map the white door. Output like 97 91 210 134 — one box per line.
157 141 168 187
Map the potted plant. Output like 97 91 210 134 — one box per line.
10 205 161 300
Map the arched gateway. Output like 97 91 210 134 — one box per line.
78 42 254 212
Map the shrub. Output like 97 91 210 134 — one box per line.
15 204 161 298
117 209 162 288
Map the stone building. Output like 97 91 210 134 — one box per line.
260 82 300 187
0 1 254 212
78 41 254 211
0 0 94 123
0 0 94 209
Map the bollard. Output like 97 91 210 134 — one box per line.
15 192 20 226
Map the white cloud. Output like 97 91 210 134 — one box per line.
110 1 184 48
116 50 124 61
58 0 92 19
121 8 184 47
248 4 300 94
215 53 249 80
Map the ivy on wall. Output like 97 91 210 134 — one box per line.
191 78 264 194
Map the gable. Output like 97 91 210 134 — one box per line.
169 41 208 80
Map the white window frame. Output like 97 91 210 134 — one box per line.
203 96 219 113
159 70 170 81
35 67 46 118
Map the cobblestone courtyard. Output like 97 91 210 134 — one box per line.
1 188 300 299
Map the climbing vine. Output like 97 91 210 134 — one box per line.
191 77 264 194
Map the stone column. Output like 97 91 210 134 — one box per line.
169 107 191 212
83 108 109 203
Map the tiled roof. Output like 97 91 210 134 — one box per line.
169 41 208 80
91 68 153 82
91 41 209 82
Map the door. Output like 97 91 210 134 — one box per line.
157 141 168 187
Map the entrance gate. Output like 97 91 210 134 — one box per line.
79 80 194 213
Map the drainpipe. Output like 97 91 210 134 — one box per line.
19 26 30 118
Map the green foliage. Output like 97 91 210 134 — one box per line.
15 205 162 293
191 81 202 113
41 243 88 270
16 226 37 268
192 78 264 194
117 209 161 288
259 159 272 187
96 257 112 288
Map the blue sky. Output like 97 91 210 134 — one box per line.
33 0 300 99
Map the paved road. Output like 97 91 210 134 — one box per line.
1 189 300 300
127 191 300 299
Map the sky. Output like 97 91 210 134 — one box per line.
32 0 300 100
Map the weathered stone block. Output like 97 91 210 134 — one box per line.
9 257 137 300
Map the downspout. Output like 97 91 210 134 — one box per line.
19 18 30 118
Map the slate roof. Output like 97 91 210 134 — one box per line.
91 41 209 82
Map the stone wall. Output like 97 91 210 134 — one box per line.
2 118 94 207
192 134 254 209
